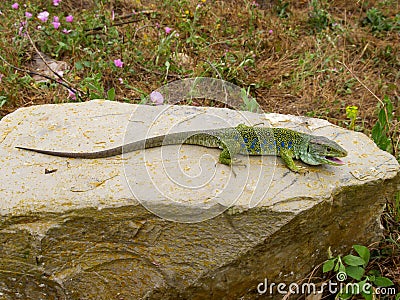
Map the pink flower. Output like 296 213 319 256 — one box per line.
18 21 27 35
268 29 273 34
113 59 123 68
12 3 19 9
25 12 32 18
150 91 164 105
52 16 61 29
62 28 72 34
164 27 172 34
68 90 76 100
53 0 61 6
65 15 73 23
38 11 49 22
118 78 124 84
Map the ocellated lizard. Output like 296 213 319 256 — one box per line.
16 124 347 173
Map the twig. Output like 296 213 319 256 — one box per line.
24 29 83 99
199 58 224 80
85 19 141 33
133 24 155 41
336 60 391 128
116 10 156 20
336 60 384 106
0 53 81 99
84 10 157 32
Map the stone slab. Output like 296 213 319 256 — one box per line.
0 101 398 299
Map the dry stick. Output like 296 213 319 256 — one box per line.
85 10 157 32
117 10 156 20
133 24 155 41
0 54 79 98
336 60 384 106
337 60 396 152
24 29 84 100
85 19 142 33
336 60 388 119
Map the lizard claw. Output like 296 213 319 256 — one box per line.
296 166 309 174
231 157 247 167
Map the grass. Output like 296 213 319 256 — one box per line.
0 0 399 298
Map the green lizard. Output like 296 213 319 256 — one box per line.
16 124 347 173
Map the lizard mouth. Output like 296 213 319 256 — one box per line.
325 156 345 165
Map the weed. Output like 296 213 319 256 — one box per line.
345 105 358 131
275 0 289 19
323 245 396 299
371 95 394 154
362 8 400 33
240 86 259 113
308 0 332 32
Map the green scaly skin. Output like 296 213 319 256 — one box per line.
16 124 347 173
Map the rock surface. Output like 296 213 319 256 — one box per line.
0 100 399 299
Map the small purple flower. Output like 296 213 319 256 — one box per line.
52 16 61 29
18 21 27 35
164 27 172 34
68 90 76 100
65 15 73 23
268 29 273 34
38 11 49 22
113 59 123 68
150 91 164 105
118 78 124 84
12 3 19 9
25 12 32 18
62 28 72 34
53 0 61 6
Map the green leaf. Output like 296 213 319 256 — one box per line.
0 96 7 108
353 245 370 265
107 88 115 101
323 259 335 273
395 292 400 300
337 291 353 300
345 265 365 280
75 61 84 71
343 254 366 266
372 276 394 287
368 269 381 277
358 279 372 294
361 291 373 300
383 95 393 120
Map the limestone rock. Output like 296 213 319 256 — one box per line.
0 101 398 299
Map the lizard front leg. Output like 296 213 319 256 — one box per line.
279 148 307 174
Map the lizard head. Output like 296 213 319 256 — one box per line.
300 135 347 166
